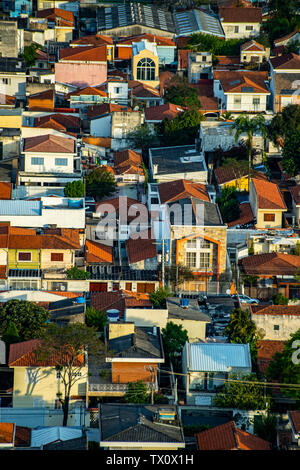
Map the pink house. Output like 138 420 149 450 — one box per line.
55 45 107 88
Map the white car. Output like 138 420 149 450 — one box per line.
231 294 259 304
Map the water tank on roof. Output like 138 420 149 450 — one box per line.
74 297 85 304
107 309 120 322
180 298 189 308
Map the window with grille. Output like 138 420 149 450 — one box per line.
199 252 210 268
246 25 253 31
31 157 44 165
18 252 32 261
264 213 275 222
187 239 197 248
186 252 197 268
55 158 68 166
136 58 156 81
51 253 64 262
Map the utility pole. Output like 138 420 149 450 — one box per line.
146 366 156 405
162 238 165 289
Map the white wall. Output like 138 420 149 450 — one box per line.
90 115 111 137
24 151 75 174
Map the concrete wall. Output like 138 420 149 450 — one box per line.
24 151 75 174
55 63 107 88
125 308 168 329
221 22 261 40
252 313 300 340
0 21 19 57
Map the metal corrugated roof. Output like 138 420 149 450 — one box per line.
0 200 41 216
31 427 82 448
188 343 251 372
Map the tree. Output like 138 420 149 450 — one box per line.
281 130 300 177
149 287 170 309
254 414 277 447
268 105 300 147
272 293 288 305
216 186 240 223
214 373 270 410
187 32 245 57
157 107 204 146
66 266 91 280
21 43 39 67
0 299 50 342
164 76 201 108
165 263 195 292
162 321 188 360
266 328 300 403
64 180 84 198
230 114 267 186
1 321 20 346
124 380 149 404
225 308 263 361
127 124 157 156
85 167 117 201
37 323 105 426
85 307 107 334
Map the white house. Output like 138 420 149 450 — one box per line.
219 7 262 40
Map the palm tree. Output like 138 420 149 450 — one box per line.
229 114 267 190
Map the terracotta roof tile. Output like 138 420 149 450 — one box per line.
23 134 75 153
82 136 111 148
239 253 300 275
46 291 84 299
270 53 300 70
274 31 300 45
158 179 210 204
91 289 152 316
219 7 262 23
67 86 108 99
257 340 284 375
36 7 74 27
241 40 266 52
85 239 113 264
0 94 16 106
227 202 254 227
71 34 113 46
126 229 157 264
34 113 81 132
251 305 300 316
252 178 286 210
117 33 175 47
145 103 184 122
290 185 300 205
214 70 269 94
14 426 31 447
196 421 270 450
113 149 144 176
0 423 15 444
87 103 128 119
59 45 107 62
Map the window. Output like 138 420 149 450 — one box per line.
55 158 68 166
234 26 239 33
202 55 207 62
114 87 120 93
1 78 11 85
31 157 44 166
274 325 280 331
234 96 241 108
199 252 210 268
151 197 159 204
187 239 197 249
51 253 64 262
56 371 61 379
18 252 32 261
246 25 253 31
253 97 260 108
264 213 275 222
136 58 156 81
72 371 82 377
186 252 197 268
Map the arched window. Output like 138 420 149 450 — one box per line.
136 58 156 81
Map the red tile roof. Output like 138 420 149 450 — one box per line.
289 411 300 434
290 185 300 205
117 33 175 47
87 103 128 119
239 253 300 276
85 239 113 264
215 55 240 66
82 136 111 148
9 339 85 367
46 291 84 299
34 113 81 132
36 7 74 27
214 70 269 94
257 340 284 375
241 40 266 52
0 94 16 106
227 202 254 227
270 53 300 70
126 228 157 264
14 426 31 447
252 178 286 210
215 165 248 185
71 34 113 46
251 305 300 316
219 7 262 23
274 30 300 45
113 149 144 176
196 421 270 450
23 133 75 153
59 45 107 63
177 49 192 71
0 182 12 200
0 423 15 444
145 103 184 122
67 85 108 99
158 179 210 204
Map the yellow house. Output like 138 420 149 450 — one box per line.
9 339 87 409
215 165 250 192
0 109 22 129
249 178 287 229
132 39 160 89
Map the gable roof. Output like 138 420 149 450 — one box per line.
71 34 113 47
290 185 300 205
67 85 108 99
215 165 248 185
85 239 113 264
274 30 300 45
257 340 284 375
239 253 300 276
0 93 16 107
113 149 144 176
126 229 157 264
196 421 270 450
252 178 286 210
227 202 254 228
117 33 175 47
158 179 210 204
270 53 300 70
23 134 75 153
289 411 300 435
36 7 74 27
219 7 262 23
8 339 85 367
214 70 269 94
59 45 107 62
33 114 81 132
241 40 266 52
87 103 128 119
251 305 300 316
145 103 184 122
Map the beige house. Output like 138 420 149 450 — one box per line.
9 339 87 409
132 39 160 89
250 305 300 341
166 298 210 342
240 40 270 64
249 178 287 229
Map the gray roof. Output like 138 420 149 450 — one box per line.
167 197 223 226
186 342 252 372
100 404 184 444
174 9 224 37
97 3 176 33
167 297 211 322
109 326 164 359
273 72 300 95
150 145 206 176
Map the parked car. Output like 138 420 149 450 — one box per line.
231 294 259 304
